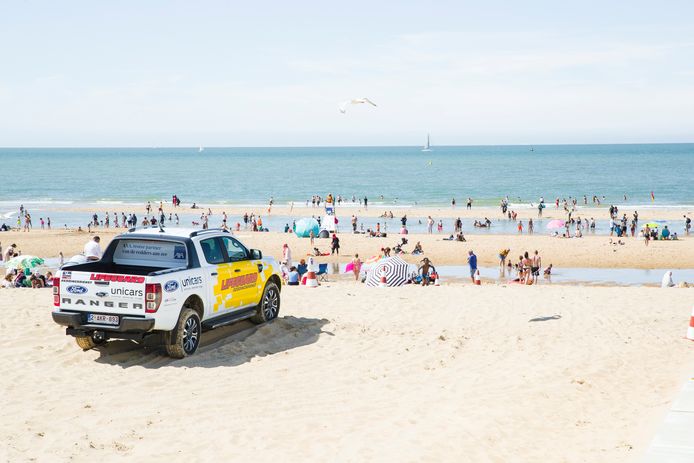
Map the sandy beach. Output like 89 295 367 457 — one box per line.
2 226 693 270
1 283 693 462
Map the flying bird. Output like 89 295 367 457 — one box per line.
338 97 377 114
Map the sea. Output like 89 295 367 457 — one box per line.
1 143 693 230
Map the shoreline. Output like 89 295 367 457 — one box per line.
3 203 694 222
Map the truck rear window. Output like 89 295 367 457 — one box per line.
112 239 188 268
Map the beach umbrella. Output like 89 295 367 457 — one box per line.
4 255 44 270
546 219 565 229
365 255 413 287
293 218 320 238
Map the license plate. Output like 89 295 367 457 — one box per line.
87 313 119 325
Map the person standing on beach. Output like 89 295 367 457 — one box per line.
532 251 541 283
685 215 691 235
282 243 292 265
351 215 357 232
351 254 362 281
498 248 510 269
467 250 477 283
528 218 534 234
363 196 368 209
517 220 523 234
427 216 434 234
309 229 315 246
84 236 102 261
331 233 340 255
466 198 472 210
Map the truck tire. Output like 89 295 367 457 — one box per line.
251 282 280 324
75 335 98 350
165 308 201 359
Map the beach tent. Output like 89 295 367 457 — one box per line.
293 218 320 238
365 255 413 287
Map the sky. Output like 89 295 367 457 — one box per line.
1 0 693 147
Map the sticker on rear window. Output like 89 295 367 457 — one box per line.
174 246 186 260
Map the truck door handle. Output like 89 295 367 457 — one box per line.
234 269 241 273
211 272 218 276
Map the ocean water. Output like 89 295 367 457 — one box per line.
1 144 693 207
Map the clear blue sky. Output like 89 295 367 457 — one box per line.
1 0 693 146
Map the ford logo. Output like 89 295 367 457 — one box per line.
95 292 108 298
164 280 179 292
66 285 88 295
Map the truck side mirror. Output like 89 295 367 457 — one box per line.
250 249 262 260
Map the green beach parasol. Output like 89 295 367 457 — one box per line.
4 255 45 270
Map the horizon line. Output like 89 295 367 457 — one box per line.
1 141 694 149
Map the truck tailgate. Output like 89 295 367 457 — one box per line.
57 270 147 317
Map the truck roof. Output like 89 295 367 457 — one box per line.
120 226 232 239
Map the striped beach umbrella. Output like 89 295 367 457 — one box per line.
365 255 413 287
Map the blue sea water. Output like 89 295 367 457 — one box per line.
1 143 693 207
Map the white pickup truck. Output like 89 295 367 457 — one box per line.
52 227 282 358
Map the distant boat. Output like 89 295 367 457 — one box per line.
199 146 204 153
422 134 432 152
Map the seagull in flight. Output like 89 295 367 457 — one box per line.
339 97 377 114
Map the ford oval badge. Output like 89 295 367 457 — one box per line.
164 280 179 292
66 285 88 295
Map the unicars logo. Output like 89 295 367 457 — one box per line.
66 285 88 295
164 280 179 292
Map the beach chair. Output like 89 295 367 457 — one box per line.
297 264 308 275
316 263 328 281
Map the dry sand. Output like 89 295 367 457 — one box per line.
2 228 694 270
1 283 693 462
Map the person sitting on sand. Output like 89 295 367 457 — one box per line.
412 241 423 255
661 271 675 288
3 243 17 262
661 226 670 240
544 264 553 276
419 258 434 286
2 273 14 288
456 232 466 242
287 266 300 286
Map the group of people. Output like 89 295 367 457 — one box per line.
499 249 550 284
2 268 53 289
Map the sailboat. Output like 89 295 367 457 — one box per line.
198 146 204 153
422 133 432 152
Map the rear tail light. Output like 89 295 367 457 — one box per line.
53 277 61 306
145 283 162 313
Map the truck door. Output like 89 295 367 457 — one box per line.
198 237 230 316
219 236 262 309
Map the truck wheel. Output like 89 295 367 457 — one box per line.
75 336 97 350
251 282 280 324
165 308 201 359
